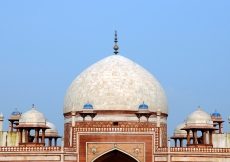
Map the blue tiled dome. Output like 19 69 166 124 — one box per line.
11 108 21 115
83 103 93 109
212 111 221 117
139 103 148 109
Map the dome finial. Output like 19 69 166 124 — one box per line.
32 104 34 110
113 30 119 55
197 105 201 111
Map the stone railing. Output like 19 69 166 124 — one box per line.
0 146 61 152
64 147 76 152
75 127 155 132
0 146 77 152
156 147 230 153
171 147 230 153
156 147 168 152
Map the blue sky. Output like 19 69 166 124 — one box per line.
1 1 230 142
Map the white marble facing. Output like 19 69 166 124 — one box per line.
155 156 167 161
46 122 58 133
174 122 192 136
0 156 60 161
39 122 58 135
19 107 46 125
64 114 167 123
212 133 230 148
186 107 213 127
0 113 3 131
0 131 25 146
64 156 77 160
63 55 168 114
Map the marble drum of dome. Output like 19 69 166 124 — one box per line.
64 55 168 115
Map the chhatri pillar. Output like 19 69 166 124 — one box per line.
135 102 152 123
211 110 224 134
38 121 61 146
79 103 97 122
171 121 193 147
8 108 22 132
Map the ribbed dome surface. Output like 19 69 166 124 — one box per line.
63 55 168 114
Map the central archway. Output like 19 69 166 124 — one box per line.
93 149 138 162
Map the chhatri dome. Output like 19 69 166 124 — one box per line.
174 122 188 137
63 32 168 115
19 104 47 126
184 106 213 128
39 121 60 137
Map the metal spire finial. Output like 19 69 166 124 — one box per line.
113 30 119 54
32 104 34 109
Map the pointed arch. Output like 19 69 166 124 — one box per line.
92 148 140 162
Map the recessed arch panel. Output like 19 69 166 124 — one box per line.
92 148 139 162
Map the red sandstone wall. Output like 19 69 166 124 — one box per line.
161 123 167 147
78 134 153 162
64 122 71 147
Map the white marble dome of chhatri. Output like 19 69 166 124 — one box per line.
64 55 168 114
186 107 213 127
174 122 192 136
39 122 58 135
19 106 46 124
45 122 58 134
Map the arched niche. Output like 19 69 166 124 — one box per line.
92 149 139 162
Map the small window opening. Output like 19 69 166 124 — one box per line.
113 122 118 126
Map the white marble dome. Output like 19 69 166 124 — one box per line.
174 122 192 137
39 122 59 136
45 122 58 134
185 107 213 127
174 122 187 136
63 55 168 114
19 106 46 125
